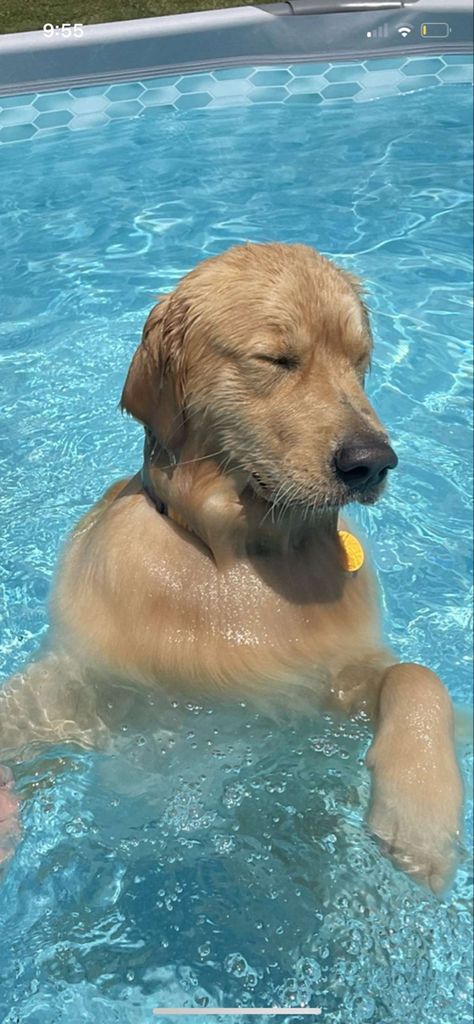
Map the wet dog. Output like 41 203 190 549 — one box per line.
0 243 463 891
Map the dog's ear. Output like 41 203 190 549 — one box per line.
120 294 188 455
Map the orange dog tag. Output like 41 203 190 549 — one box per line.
337 530 365 573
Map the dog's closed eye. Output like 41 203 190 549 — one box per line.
253 353 299 371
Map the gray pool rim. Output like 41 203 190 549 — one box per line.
0 0 472 98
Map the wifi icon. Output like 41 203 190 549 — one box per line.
398 26 412 38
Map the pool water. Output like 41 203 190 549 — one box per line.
0 67 473 1023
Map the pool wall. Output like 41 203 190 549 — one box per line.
0 54 472 146
0 0 472 98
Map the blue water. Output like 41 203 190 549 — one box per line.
0 75 472 1023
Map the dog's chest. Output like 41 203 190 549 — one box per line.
58 500 378 692
139 548 378 688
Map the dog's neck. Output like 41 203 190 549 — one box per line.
141 450 340 567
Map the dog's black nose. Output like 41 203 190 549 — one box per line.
335 436 398 491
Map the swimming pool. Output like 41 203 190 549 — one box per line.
0 56 472 1023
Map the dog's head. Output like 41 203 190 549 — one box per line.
121 242 397 515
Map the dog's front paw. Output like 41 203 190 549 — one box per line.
366 737 463 894
0 765 21 873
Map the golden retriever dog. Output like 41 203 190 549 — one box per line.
0 242 463 892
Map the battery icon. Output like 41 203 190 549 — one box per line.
421 22 450 38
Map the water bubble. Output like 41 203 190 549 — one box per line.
224 953 248 977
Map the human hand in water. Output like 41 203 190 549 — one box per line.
0 765 21 875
